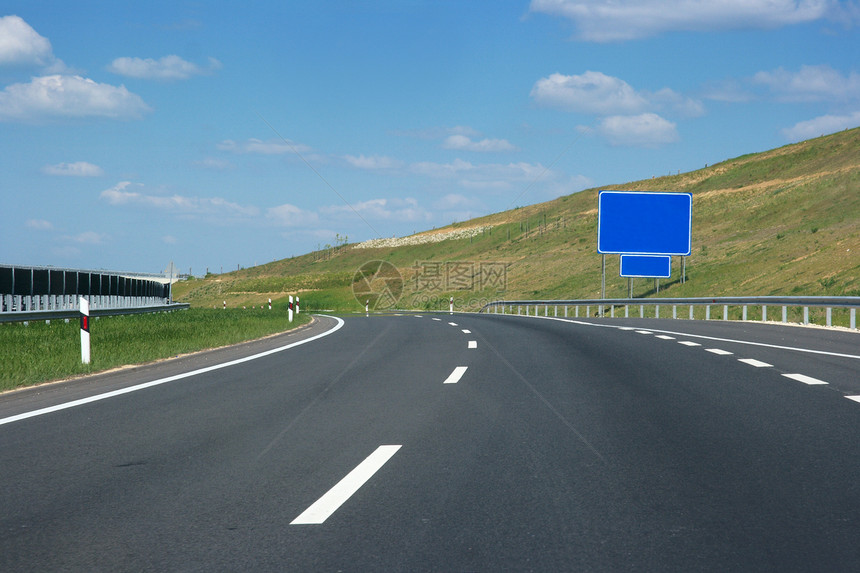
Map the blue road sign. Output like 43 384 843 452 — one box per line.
597 191 692 255
620 254 672 278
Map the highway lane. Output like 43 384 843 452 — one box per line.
1 312 859 571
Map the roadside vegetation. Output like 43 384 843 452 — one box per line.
6 129 858 392
0 308 310 392
175 127 860 313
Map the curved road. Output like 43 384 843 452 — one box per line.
2 313 859 571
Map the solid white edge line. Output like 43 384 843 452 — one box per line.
291 445 402 525
468 340 477 349
443 366 468 384
782 373 828 385
0 315 346 428
517 314 860 360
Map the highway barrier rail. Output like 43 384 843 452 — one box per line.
480 296 860 330
1 264 184 323
0 302 190 324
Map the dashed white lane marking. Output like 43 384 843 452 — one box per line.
291 445 402 525
448 322 458 326
846 396 860 404
782 373 828 385
443 366 468 385
468 340 478 349
706 348 733 355
678 341 701 347
462 329 471 334
738 358 773 368
534 315 860 361
655 335 675 340
635 330 652 335
432 318 441 321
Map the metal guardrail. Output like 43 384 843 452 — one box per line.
0 303 190 324
480 296 860 330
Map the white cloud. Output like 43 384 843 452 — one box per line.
70 231 107 245
217 138 312 155
596 113 679 146
701 78 755 103
410 159 593 197
42 161 104 177
193 157 234 170
753 65 860 102
442 134 517 152
0 75 150 122
26 219 53 230
266 203 320 226
344 154 404 169
107 55 222 80
100 181 259 217
530 0 837 42
432 193 488 223
391 125 482 140
649 88 706 117
411 158 555 190
531 71 647 114
782 111 860 141
703 65 860 106
531 70 703 118
432 193 484 210
0 15 53 66
162 235 177 244
320 197 431 222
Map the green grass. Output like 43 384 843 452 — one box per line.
0 308 310 392
174 127 860 313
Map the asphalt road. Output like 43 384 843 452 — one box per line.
2 312 859 571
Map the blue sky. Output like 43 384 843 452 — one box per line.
2 1 859 275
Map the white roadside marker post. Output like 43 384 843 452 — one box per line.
296 296 300 314
80 296 91 365
268 298 272 310
288 295 294 323
449 296 454 314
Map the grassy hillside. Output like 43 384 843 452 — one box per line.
174 128 860 313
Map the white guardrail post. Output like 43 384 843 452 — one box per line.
480 296 860 331
80 296 90 365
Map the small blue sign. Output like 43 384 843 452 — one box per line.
597 191 692 255
620 254 672 278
